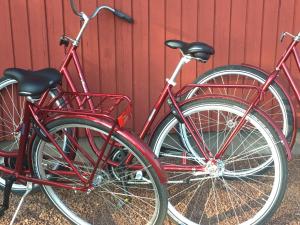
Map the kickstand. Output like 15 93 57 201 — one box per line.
9 182 33 225
0 175 17 217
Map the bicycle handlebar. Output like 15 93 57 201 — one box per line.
113 9 134 23
69 0 81 17
69 0 133 23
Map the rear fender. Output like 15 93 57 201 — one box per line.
41 114 168 184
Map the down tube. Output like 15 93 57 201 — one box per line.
124 85 170 166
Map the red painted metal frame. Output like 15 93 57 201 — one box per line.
242 63 297 148
57 44 295 172
0 101 91 190
3 35 295 183
210 37 300 159
0 95 168 188
178 94 292 160
56 36 300 172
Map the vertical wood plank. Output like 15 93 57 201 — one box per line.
45 0 65 68
115 0 133 128
243 0 264 98
197 0 214 75
80 0 101 93
10 0 32 69
98 0 116 94
229 0 247 64
0 0 14 72
275 0 295 62
27 0 49 69
260 0 279 70
149 0 165 123
228 0 247 97
213 0 231 67
244 0 264 66
132 0 149 131
181 0 198 85
165 0 181 90
213 0 231 97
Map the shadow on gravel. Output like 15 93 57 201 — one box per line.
0 157 299 225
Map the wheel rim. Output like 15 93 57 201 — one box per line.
0 79 27 191
186 70 289 138
152 101 284 224
183 69 289 176
33 122 161 225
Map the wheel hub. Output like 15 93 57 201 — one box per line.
226 119 237 129
92 170 109 187
205 160 225 177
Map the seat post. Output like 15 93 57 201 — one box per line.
166 56 191 86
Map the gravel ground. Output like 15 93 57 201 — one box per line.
0 157 299 225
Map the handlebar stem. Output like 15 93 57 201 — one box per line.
74 12 90 46
71 6 116 46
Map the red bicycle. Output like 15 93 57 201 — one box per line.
0 1 288 225
0 73 168 224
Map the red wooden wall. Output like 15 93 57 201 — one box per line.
1 0 300 131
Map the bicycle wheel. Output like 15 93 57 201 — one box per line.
150 98 287 225
0 77 64 193
32 118 168 225
186 65 294 144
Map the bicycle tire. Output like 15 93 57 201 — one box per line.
32 118 168 225
150 98 287 225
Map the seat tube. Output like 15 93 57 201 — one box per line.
14 101 32 173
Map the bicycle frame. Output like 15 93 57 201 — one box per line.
0 102 81 190
56 6 296 171
221 35 300 159
276 38 300 102
0 96 131 191
59 44 291 173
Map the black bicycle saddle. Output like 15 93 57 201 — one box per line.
165 40 214 61
3 68 61 97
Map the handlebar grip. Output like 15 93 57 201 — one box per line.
114 9 134 23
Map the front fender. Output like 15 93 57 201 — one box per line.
242 63 297 147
